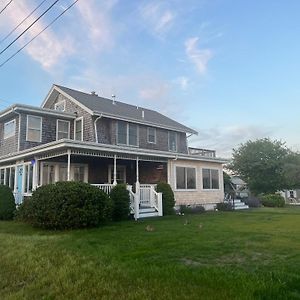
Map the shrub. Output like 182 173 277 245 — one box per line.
244 195 261 208
156 182 175 215
16 181 111 229
260 194 285 207
110 184 130 221
180 205 205 214
216 202 233 211
0 185 16 220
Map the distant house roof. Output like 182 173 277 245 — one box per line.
44 85 198 134
231 176 246 186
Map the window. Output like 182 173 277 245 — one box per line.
147 127 156 143
54 100 65 112
176 166 196 190
4 119 15 139
24 164 33 194
0 169 4 185
42 164 55 185
59 165 68 181
168 131 177 151
57 120 70 140
117 121 138 146
27 115 42 142
108 165 126 184
74 118 83 141
202 168 219 189
74 166 85 182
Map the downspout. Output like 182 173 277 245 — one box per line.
94 114 103 143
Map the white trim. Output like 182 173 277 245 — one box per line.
26 115 42 142
3 119 16 139
147 127 156 144
54 99 66 112
74 117 84 141
56 119 70 140
168 131 177 152
174 165 197 191
200 167 221 191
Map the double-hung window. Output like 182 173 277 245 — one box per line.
168 131 177 151
147 127 156 144
27 115 42 142
57 120 70 140
74 118 83 141
117 121 138 146
176 166 196 190
202 168 219 189
4 119 15 139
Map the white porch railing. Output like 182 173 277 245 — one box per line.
92 184 115 194
92 183 163 219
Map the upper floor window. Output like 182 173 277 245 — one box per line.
147 127 156 144
117 121 138 146
54 100 65 112
168 131 177 152
176 166 196 190
202 168 219 190
4 119 15 139
56 120 70 140
26 115 42 142
74 117 83 141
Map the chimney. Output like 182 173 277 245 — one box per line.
112 94 116 105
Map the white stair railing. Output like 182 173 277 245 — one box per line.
92 183 115 194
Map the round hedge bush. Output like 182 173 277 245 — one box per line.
16 181 112 229
156 182 175 215
110 184 130 221
0 185 16 220
260 193 285 207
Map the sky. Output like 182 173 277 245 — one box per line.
0 0 300 158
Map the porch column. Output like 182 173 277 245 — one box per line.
32 157 38 190
67 149 71 181
113 154 117 185
136 156 140 191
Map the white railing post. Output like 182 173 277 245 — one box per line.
158 192 163 216
134 193 140 220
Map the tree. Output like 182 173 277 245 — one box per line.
229 138 288 195
282 152 300 190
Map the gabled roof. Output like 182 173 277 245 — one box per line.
43 85 197 134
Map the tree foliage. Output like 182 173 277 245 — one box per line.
229 138 289 195
0 185 16 220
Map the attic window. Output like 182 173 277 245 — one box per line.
54 100 65 112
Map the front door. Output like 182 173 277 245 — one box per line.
15 165 24 204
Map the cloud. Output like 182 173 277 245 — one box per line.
189 125 275 158
185 37 212 75
174 76 189 90
0 1 71 70
140 2 176 35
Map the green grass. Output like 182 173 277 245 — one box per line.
1 207 300 299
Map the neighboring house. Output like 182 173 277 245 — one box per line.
280 190 300 205
0 85 226 218
230 176 249 198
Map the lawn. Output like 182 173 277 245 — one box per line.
1 207 300 300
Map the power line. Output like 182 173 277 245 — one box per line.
0 0 80 68
0 0 59 56
0 0 48 46
0 0 13 15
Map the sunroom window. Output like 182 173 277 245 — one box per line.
202 168 219 189
176 166 196 190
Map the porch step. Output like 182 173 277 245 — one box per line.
139 207 159 218
232 199 249 210
139 211 159 218
140 207 156 213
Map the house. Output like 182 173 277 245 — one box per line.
0 85 226 218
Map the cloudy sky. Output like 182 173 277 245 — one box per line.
0 0 300 157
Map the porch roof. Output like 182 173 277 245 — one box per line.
0 139 228 165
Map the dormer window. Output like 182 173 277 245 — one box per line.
168 131 177 152
4 119 16 139
147 127 156 144
54 100 66 112
117 121 138 146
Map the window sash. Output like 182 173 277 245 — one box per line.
117 121 138 146
4 120 15 139
168 132 177 151
27 116 42 142
147 127 156 143
202 168 219 189
129 124 138 146
75 119 83 141
176 166 196 190
57 120 70 140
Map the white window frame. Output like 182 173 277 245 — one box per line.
23 163 34 195
147 127 156 144
54 100 66 112
4 119 16 139
26 115 42 142
174 165 197 191
108 165 126 184
74 117 83 141
56 119 70 140
201 167 220 191
168 131 177 152
116 121 139 147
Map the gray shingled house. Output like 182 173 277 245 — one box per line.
0 85 226 218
